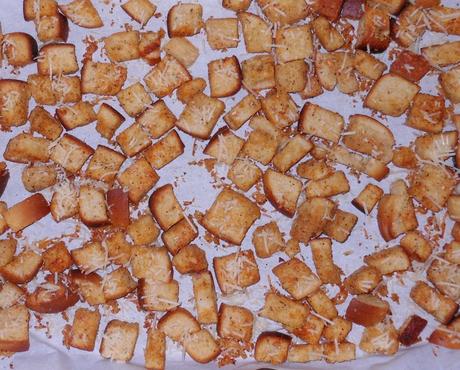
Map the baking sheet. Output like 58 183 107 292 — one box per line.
1 0 460 369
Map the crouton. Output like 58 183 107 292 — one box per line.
305 171 350 198
103 267 137 301
287 344 324 363
299 103 344 143
135 103 174 141
148 184 183 231
139 30 164 66
310 238 341 285
228 159 262 192
344 266 382 295
238 12 271 54
55 101 96 130
28 74 80 105
445 241 460 264
29 107 62 140
365 73 420 116
222 0 251 12
422 41 460 67
145 328 165 370
117 158 159 203
367 0 405 14
71 241 107 274
353 50 386 80
313 16 345 52
4 194 50 233
274 25 313 64
297 159 332 181
69 308 100 351
323 209 358 243
22 165 57 192
440 66 460 104
345 295 390 327
121 0 156 25
217 304 253 342
311 0 344 21
167 3 203 37
85 146 125 185
157 308 200 342
360 321 399 355
208 56 241 98
392 5 426 47
100 320 139 361
0 281 24 309
144 130 185 169
0 250 42 284
116 124 151 158
392 146 417 169
284 239 301 258
223 95 260 131
364 246 410 275
203 128 243 165
240 129 278 165
448 196 460 223
104 231 131 265
306 289 338 321
252 222 284 259
323 317 353 342
0 305 30 352
249 114 286 143
59 0 103 28
355 8 390 53
262 170 302 218
390 50 431 83
78 186 108 227
260 292 309 328
429 317 460 349
286 314 324 344
241 55 276 92
427 259 460 301
426 6 460 35
42 242 72 273
35 13 69 43
163 38 198 68
213 250 260 294
26 278 79 313
407 93 445 134
69 270 105 305
275 60 308 93
414 131 457 162
131 245 171 282
175 93 225 139
96 104 125 140
36 43 78 75
273 258 321 299
205 18 239 50
255 331 291 365
183 329 220 364
291 198 336 243
23 0 58 21
81 61 127 96
176 78 206 104
398 315 428 347
117 82 152 118
260 90 299 129
172 244 208 274
162 217 198 255
0 80 31 127
1 32 37 67
259 0 309 25
0 239 16 268
127 214 159 245
192 271 218 325
50 181 78 222
352 184 384 215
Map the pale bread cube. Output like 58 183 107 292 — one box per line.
167 3 203 37
122 0 156 25
157 307 200 342
81 61 127 96
71 241 106 274
138 278 179 311
0 250 42 284
36 43 78 75
360 321 399 356
127 214 160 245
223 94 261 130
183 329 220 364
323 209 358 243
21 165 57 192
163 38 199 68
241 55 275 92
254 331 291 365
259 292 309 328
136 100 176 139
131 246 172 282
176 78 206 104
116 123 151 157
145 328 165 370
0 80 31 127
228 159 262 192
78 186 108 227
85 145 125 185
172 244 208 274
275 25 313 63
364 246 410 275
4 134 50 164
0 305 30 352
208 56 242 98
344 265 382 295
162 217 198 255
257 0 308 25
205 18 239 50
238 12 272 53
203 127 244 165
55 101 96 130
59 0 103 28
299 103 344 143
116 82 152 117
192 271 218 324
100 320 139 361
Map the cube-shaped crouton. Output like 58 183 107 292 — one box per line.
263 170 302 218
127 214 159 245
131 246 172 281
255 332 291 365
172 244 208 274
208 56 242 98
213 250 260 294
355 8 390 53
104 31 140 63
71 241 107 274
312 16 345 52
310 238 342 285
116 124 151 157
352 184 384 215
240 129 278 165
323 317 353 342
0 238 16 268
287 343 324 363
273 258 322 300
299 103 344 143
50 181 79 222
117 82 152 118
85 146 125 185
55 101 96 130
137 100 176 139
145 329 165 370
105 231 131 265
364 246 410 275
422 41 460 67
360 321 399 355
224 94 261 130
192 271 218 324
96 103 125 140
35 13 69 43
311 0 344 21
241 55 275 92
429 317 460 350
0 250 42 284
157 308 200 342
203 127 244 165
4 194 50 233
353 50 386 80
23 0 58 21
275 25 313 63
103 267 137 301
323 209 358 243
42 242 73 273
286 314 324 345
79 186 109 227
28 74 81 105
4 134 50 164
117 158 159 203
203 188 260 245
392 146 417 169
426 6 460 35
27 277 79 314
2 32 37 67
345 294 389 327
427 259 460 301
414 131 457 162
59 0 103 28
390 51 431 83
367 0 405 13
275 60 308 93
317 54 339 90
69 308 100 351
29 106 62 140
252 221 284 258
344 266 382 295
0 305 30 352
296 159 333 181
139 30 164 66
257 0 308 25
228 159 262 192
162 217 198 255
106 188 129 229
37 43 78 75
445 241 460 264
260 292 309 328
406 93 445 134
399 314 428 347
177 78 206 104
261 90 299 129
122 0 156 25
0 281 24 309
441 67 460 103
81 61 127 95
364 74 420 116
163 37 199 68
175 93 225 139
206 18 239 50
218 304 254 342
0 79 31 127
238 12 271 53
69 270 105 305
167 3 203 37
100 320 139 361
183 329 220 364
144 130 185 169
223 0 251 11
305 171 350 198
148 184 183 231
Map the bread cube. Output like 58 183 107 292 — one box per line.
0 79 31 127
345 295 390 327
145 328 165 370
0 305 30 352
224 94 261 130
306 289 338 321
41 242 72 274
287 314 324 344
78 186 108 227
258 0 308 25
228 159 262 192
37 43 78 75
254 331 291 364
135 104 174 143
261 90 299 129
106 188 130 228
203 128 244 165
208 56 241 98
184 329 220 364
222 0 251 11
27 277 79 314
117 82 152 118
323 209 358 243
2 32 37 67
100 320 139 361
105 231 131 265
29 107 62 140
192 271 218 324
162 216 198 255
445 241 460 264
392 146 417 169
429 316 460 350
297 159 332 181
0 250 42 284
71 241 106 274
0 239 17 268
4 133 50 165
392 5 426 47
414 131 457 162
206 18 239 50
69 308 100 351
4 194 50 233
310 238 341 285
59 0 103 28
127 214 159 245
287 344 324 363
449 195 460 222
252 222 284 259
275 24 313 63
21 165 57 192
364 246 410 275
144 130 185 169
426 6 460 35
263 170 302 218
440 66 460 103
398 314 428 347
95 103 125 140
313 16 345 52
85 146 125 185
81 61 127 95
306 171 350 198
23 0 58 21
148 184 183 231
313 53 337 90
138 278 179 310
167 3 203 37
360 321 399 355
238 12 272 53
116 124 151 158
176 78 206 104
352 184 384 215
355 8 390 53
406 94 446 134
344 266 382 295
69 270 105 305
28 74 81 105
0 281 24 309
311 0 344 21
117 158 159 203
122 0 156 25
323 317 353 343
353 50 386 80
35 13 69 43
299 103 344 143
139 30 163 66
260 292 309 328
390 50 431 83
172 244 208 274
55 101 96 130
240 129 278 165
163 37 198 68
422 41 460 67
103 267 137 301
217 303 253 342
157 307 200 342
241 55 275 92
131 245 172 282
275 60 308 93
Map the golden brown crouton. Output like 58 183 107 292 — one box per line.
344 266 382 295
360 321 399 355
310 238 342 285
208 56 242 98
127 214 159 245
29 106 62 140
81 61 127 96
254 331 291 365
59 0 103 28
172 244 208 274
145 328 165 370
346 295 390 327
4 194 50 233
0 79 31 127
0 305 30 352
131 245 172 282
162 217 198 255
263 170 302 218
0 250 42 284
238 12 272 53
42 242 73 273
241 55 276 92
355 8 390 53
192 271 218 325
217 304 253 342
96 103 125 140
167 3 203 37
144 130 185 170
260 292 309 328
122 0 156 25
78 186 109 227
137 100 176 139
69 308 100 351
252 222 284 259
117 158 159 203
205 18 239 50
100 320 139 361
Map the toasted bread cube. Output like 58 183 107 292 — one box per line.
449 196 460 223
184 329 220 364
306 171 350 198
176 78 206 104
68 308 100 352
27 279 79 314
228 159 262 192
122 0 156 25
345 294 389 327
238 12 271 53
440 66 460 104
105 189 129 230
286 314 324 344
23 0 58 20
0 239 16 268
203 189 260 245
398 314 428 347
49 181 78 222
100 320 139 361
37 43 77 75
306 289 338 321
4 194 50 233
85 146 125 185
392 146 417 169
205 18 239 50
364 73 420 116
390 50 431 83
392 5 426 47
0 281 24 309
311 0 344 21
117 82 152 118
29 106 62 140
252 222 284 259
364 246 410 275
273 258 321 300
323 317 353 342
139 30 164 66
355 8 390 53
131 245 171 281
78 186 108 227
274 25 313 63
103 267 137 301
105 231 131 265
258 0 308 24
0 250 42 284
213 250 260 294
42 242 72 274
310 238 341 285
445 241 460 264
69 270 105 305
35 13 69 43
284 239 301 258
144 130 185 169
352 184 384 215
263 170 302 218
217 304 253 342
28 74 81 105
0 202 7 235
224 95 260 130
344 266 382 295
400 231 433 262
367 0 405 13
203 128 244 165
407 94 445 134
176 93 225 139
297 159 333 181
426 6 460 35
95 103 125 140
260 292 309 328
313 16 345 52
0 80 31 127
353 50 386 80
145 328 165 370
249 114 286 143
0 305 30 352
81 61 127 96
261 90 299 129
427 258 460 301
360 321 399 355
56 101 96 130
172 244 208 274
208 56 241 98
137 101 176 140
167 3 203 37
241 55 275 92
116 124 151 158
117 158 159 203
255 331 291 365
291 198 336 243
422 41 460 67
2 32 37 67
299 103 344 143
127 214 159 246
163 37 198 68
162 217 198 255
59 0 103 28
414 131 457 162
241 129 278 165
275 60 308 93
149 184 183 231
157 308 200 342
222 0 251 11
192 271 218 325
323 209 358 243
139 279 180 313
21 165 57 192
287 343 324 363
71 241 106 274
429 316 460 350
300 70 324 99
